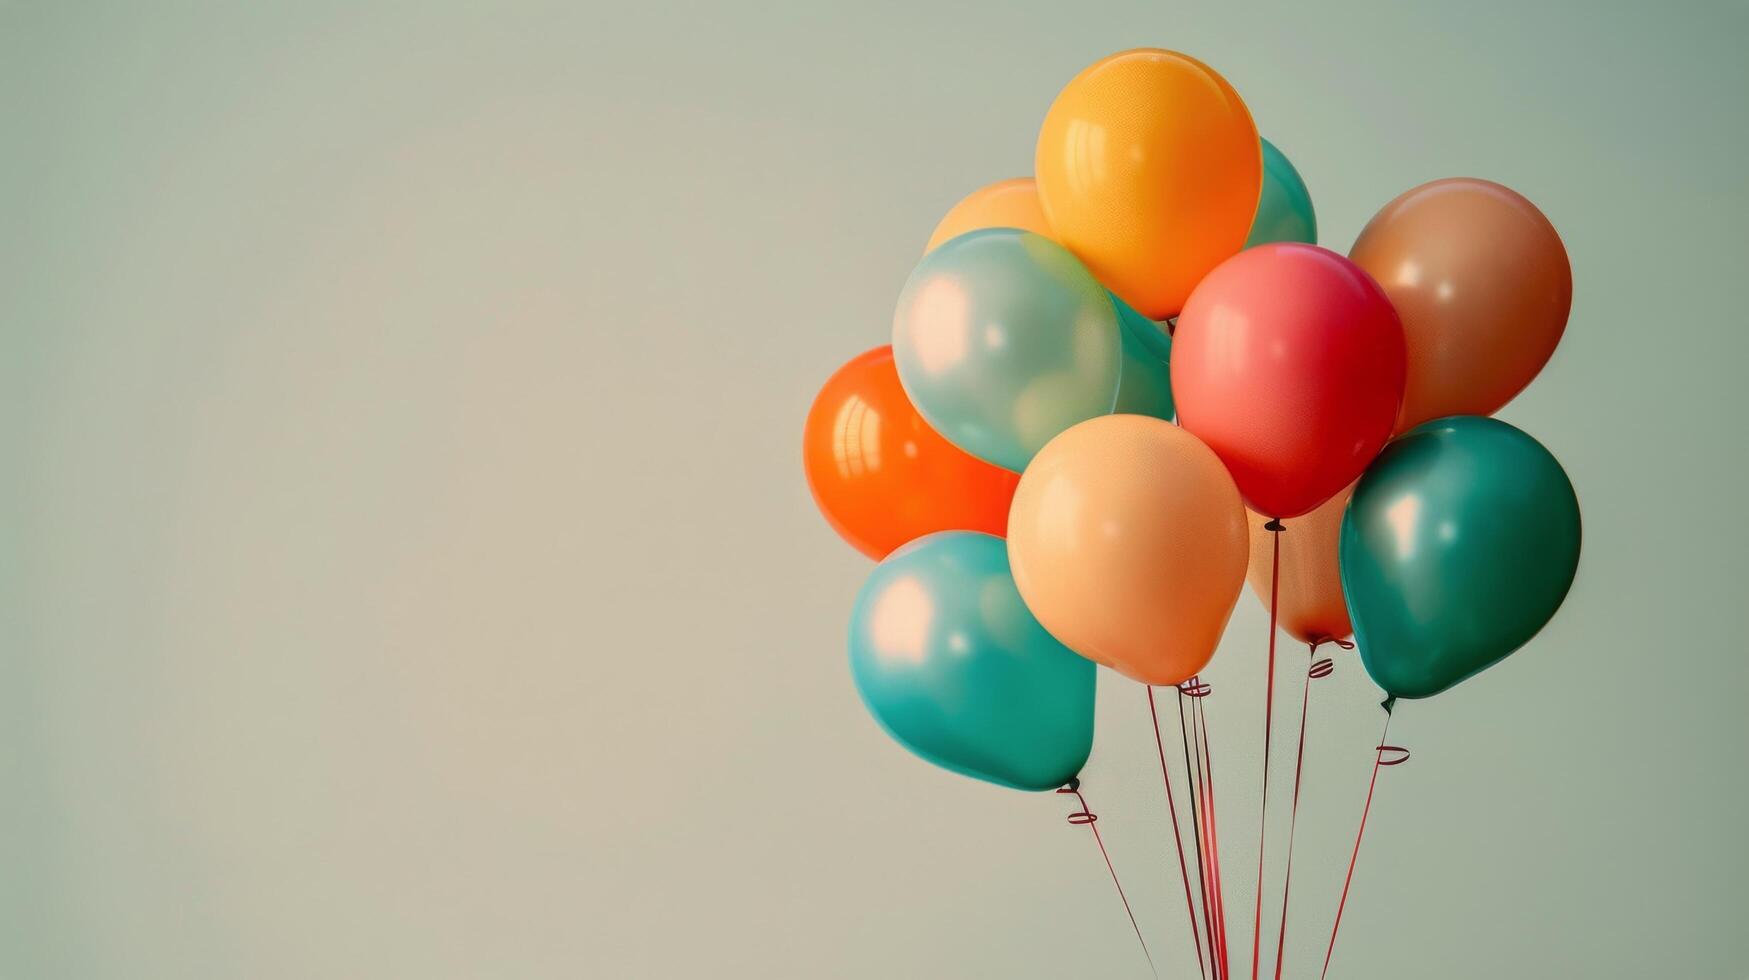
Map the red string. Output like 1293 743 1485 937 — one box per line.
1058 780 1157 977
1149 685 1208 980
1253 519 1283 980
1178 681 1221 980
1320 706 1409 979
1271 642 1336 980
1198 695 1232 980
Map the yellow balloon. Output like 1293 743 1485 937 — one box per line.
1036 49 1261 319
1007 415 1248 686
924 178 1053 253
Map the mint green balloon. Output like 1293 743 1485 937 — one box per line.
1245 138 1317 248
892 229 1122 473
849 531 1096 791
1110 293 1175 421
1341 417 1581 700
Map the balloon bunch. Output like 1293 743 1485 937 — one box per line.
804 47 1580 975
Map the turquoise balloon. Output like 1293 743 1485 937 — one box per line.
892 228 1122 472
1341 417 1582 700
849 531 1096 791
1110 293 1175 421
1245 138 1317 248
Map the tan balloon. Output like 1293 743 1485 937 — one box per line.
1349 178 1572 433
1007 415 1248 686
1246 481 1355 646
924 178 1053 254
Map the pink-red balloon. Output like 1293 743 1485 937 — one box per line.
1172 243 1406 519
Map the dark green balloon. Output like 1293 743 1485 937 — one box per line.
1340 416 1581 699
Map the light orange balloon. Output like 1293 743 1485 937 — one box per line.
1035 49 1261 319
1348 178 1572 434
1007 415 1248 686
1246 481 1355 646
924 178 1053 253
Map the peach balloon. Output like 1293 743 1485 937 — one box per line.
1349 178 1572 433
924 178 1053 253
1007 415 1248 686
1035 49 1261 319
1245 482 1355 646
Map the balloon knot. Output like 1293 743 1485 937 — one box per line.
1264 518 1285 532
1381 695 1397 714
1057 780 1098 825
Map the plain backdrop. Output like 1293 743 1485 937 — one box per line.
4 1 1747 977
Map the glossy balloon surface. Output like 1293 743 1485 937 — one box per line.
1349 178 1571 433
803 347 1019 559
1173 243 1406 518
1341 416 1581 699
1245 137 1316 248
1036 48 1260 319
892 228 1121 473
924 177 1053 253
849 531 1096 791
1008 415 1247 686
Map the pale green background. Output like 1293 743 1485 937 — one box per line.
3 1 1745 977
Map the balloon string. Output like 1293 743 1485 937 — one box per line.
1178 681 1221 980
1320 704 1410 979
1059 779 1157 978
1253 518 1283 980
1272 642 1335 980
1149 685 1208 980
1198 693 1232 980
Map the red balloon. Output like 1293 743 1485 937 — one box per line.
1171 244 1406 519
803 346 1020 559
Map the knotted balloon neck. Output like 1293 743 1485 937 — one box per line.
1264 517 1285 532
1307 636 1353 678
1057 778 1095 825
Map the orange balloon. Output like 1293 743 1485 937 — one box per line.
1007 415 1248 685
1035 49 1261 319
1349 178 1572 433
924 178 1053 253
1246 482 1355 646
804 347 1019 560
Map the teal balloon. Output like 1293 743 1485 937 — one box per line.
892 228 1122 472
849 531 1096 791
1110 293 1175 421
1341 416 1581 699
1245 138 1317 248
